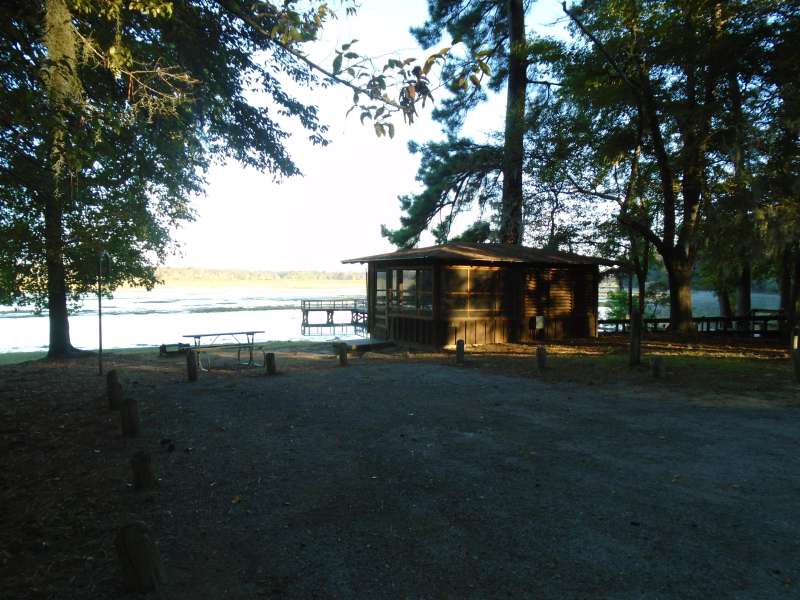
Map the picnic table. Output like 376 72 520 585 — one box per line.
182 330 264 370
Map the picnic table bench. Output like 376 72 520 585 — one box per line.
183 330 264 371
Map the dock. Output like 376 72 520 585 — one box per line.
300 298 367 336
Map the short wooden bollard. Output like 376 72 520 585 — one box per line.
536 346 547 371
107 369 123 410
264 352 276 375
793 349 800 384
186 349 198 382
456 339 465 364
337 344 348 367
115 522 164 593
650 356 665 378
629 307 642 366
121 398 140 437
131 451 158 490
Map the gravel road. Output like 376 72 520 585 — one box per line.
136 358 800 599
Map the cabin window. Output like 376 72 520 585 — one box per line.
390 269 401 307
376 270 389 309
418 268 433 314
443 266 502 317
385 268 433 315
401 269 417 310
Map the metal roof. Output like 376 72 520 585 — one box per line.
342 243 616 266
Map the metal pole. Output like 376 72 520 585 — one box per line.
98 256 103 376
97 250 110 376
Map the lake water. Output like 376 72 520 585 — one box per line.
0 286 366 353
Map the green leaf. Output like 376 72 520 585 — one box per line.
387 123 395 139
333 53 342 74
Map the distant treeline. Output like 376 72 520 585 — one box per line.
157 267 364 282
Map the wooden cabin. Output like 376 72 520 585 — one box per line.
342 243 613 347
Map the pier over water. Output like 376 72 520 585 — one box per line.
300 298 367 336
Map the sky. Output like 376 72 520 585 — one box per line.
166 0 567 272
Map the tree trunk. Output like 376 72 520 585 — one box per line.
716 288 733 319
45 188 75 357
779 246 793 314
43 0 82 357
499 0 526 245
736 263 751 317
791 249 800 332
736 262 751 331
637 274 646 317
666 258 695 333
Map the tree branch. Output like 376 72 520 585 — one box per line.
219 0 402 110
563 172 621 203
619 212 665 254
561 2 641 96
527 79 563 86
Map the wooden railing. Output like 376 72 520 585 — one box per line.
599 310 787 336
300 298 367 312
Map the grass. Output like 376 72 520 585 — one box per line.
432 337 799 408
0 351 47 365
0 340 332 366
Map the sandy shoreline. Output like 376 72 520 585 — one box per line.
124 277 365 290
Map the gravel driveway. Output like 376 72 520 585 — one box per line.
134 358 800 599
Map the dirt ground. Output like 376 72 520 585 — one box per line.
1 340 799 599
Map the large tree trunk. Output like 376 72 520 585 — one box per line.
43 0 82 357
666 257 695 333
499 0 525 245
45 188 74 357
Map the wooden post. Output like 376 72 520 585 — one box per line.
650 356 665 378
131 451 158 490
121 398 139 437
115 522 164 593
337 344 348 367
264 352 276 375
456 339 465 364
793 349 800 384
629 307 642 366
186 349 198 382
536 345 547 371
107 369 123 410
